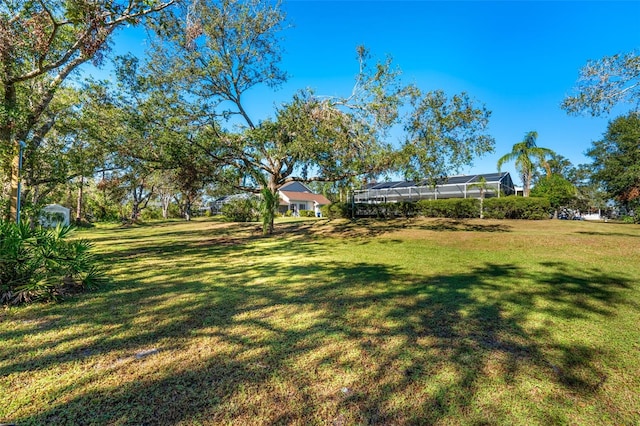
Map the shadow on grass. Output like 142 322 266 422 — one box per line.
292 217 511 240
576 230 640 238
1 225 635 425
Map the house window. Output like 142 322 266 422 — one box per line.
299 203 306 211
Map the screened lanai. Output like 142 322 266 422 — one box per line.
353 172 516 203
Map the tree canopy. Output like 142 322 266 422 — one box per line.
587 112 640 210
1 0 178 220
530 174 577 210
1 0 498 232
562 50 640 117
400 90 494 182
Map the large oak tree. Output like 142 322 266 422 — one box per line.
1 0 177 221
147 0 496 233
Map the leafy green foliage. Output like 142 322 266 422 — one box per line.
530 175 578 209
351 199 480 219
354 201 417 219
0 220 105 305
587 112 640 209
562 50 640 116
401 91 495 180
483 197 551 220
347 197 550 220
321 202 350 219
1 0 178 219
416 198 480 219
147 2 495 235
221 197 258 222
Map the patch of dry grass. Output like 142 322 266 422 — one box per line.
1 217 639 425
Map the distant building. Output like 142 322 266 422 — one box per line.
208 193 257 215
353 172 516 204
40 204 71 227
278 182 331 215
207 182 331 216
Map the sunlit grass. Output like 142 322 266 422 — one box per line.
1 217 639 425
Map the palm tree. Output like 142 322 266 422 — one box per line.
497 131 554 197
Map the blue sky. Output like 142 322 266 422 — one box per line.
99 0 640 185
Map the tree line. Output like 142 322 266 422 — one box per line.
1 0 638 233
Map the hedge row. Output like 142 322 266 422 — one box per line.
325 197 551 220
417 198 479 219
321 203 350 219
483 197 551 220
284 209 316 217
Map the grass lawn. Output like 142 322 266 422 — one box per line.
1 217 639 425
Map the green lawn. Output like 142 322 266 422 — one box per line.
1 217 639 425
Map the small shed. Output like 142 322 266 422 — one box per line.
41 204 71 227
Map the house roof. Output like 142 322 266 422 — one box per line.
280 181 312 193
280 190 331 205
363 172 512 190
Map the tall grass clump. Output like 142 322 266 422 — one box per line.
0 220 105 305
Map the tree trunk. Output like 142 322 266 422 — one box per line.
184 198 192 221
9 151 19 221
267 176 279 235
76 176 84 223
161 194 171 219
523 173 532 197
2 74 18 221
131 201 140 221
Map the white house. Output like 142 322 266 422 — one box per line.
278 182 331 215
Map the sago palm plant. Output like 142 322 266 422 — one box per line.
0 220 105 305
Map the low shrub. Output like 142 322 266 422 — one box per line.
354 202 418 218
322 203 350 219
299 210 316 217
483 197 551 220
350 197 550 220
0 221 106 305
221 197 259 222
141 206 163 221
416 198 479 219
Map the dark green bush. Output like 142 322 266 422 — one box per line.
0 221 105 305
141 206 163 221
321 202 350 219
353 202 418 218
221 197 259 222
483 197 551 220
299 210 316 217
338 197 552 220
416 198 479 219
621 215 638 224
